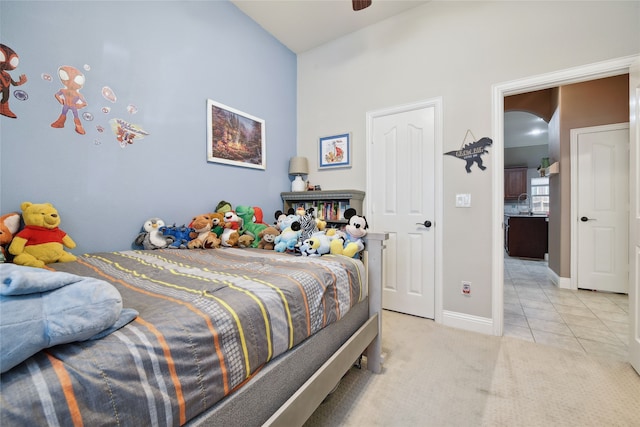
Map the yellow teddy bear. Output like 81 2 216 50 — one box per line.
8 202 77 268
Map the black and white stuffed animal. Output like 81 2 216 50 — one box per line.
296 207 319 244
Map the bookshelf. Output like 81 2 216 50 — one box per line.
280 189 365 227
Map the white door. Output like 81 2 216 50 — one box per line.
368 102 438 319
629 58 640 375
572 124 629 293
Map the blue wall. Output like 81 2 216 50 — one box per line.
0 1 296 254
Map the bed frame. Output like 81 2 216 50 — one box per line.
266 231 387 426
187 231 388 427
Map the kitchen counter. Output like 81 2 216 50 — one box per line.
504 213 549 218
504 215 548 259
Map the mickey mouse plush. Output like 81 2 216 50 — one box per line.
330 208 368 258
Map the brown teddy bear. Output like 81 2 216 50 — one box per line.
210 212 225 238
9 202 77 268
257 226 280 250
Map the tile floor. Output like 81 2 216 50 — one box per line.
503 255 629 362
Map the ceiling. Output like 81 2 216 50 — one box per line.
504 111 549 149
230 0 431 54
231 0 547 151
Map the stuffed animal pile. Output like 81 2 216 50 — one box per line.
0 199 368 267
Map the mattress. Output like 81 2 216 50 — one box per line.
0 248 366 426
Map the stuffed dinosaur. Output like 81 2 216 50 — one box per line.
236 205 267 248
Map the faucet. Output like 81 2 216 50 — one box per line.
517 193 530 214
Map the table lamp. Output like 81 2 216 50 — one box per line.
289 156 309 192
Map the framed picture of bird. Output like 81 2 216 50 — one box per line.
207 99 266 170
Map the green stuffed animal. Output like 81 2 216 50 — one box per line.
236 205 267 248
9 202 77 268
216 200 232 214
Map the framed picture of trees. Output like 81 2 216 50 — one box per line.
207 99 266 170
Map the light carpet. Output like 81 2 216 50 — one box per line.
304 310 640 427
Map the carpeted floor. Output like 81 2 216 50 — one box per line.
304 310 640 427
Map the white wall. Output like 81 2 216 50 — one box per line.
297 1 640 320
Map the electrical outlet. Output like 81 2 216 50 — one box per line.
462 281 471 295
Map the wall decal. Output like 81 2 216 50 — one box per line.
43 61 149 146
444 130 492 173
50 65 88 134
101 86 117 103
109 118 150 147
0 43 28 119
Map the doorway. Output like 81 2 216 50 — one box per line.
491 56 638 338
503 94 629 360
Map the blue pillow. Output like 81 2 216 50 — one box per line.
0 264 130 373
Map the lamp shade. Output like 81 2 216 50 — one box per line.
288 156 309 176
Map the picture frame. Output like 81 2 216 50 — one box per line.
207 99 266 170
319 132 351 169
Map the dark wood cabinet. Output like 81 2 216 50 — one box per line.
505 215 548 259
504 167 528 200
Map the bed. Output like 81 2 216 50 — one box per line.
0 232 387 426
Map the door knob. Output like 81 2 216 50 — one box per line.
416 220 432 228
580 216 594 222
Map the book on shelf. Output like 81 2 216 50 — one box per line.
289 198 351 223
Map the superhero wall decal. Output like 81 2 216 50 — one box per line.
50 65 88 134
0 42 149 148
0 43 28 119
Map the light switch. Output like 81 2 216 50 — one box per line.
456 193 471 208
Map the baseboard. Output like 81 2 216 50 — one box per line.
442 310 493 335
548 267 572 289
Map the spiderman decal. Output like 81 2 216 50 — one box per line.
51 65 87 135
0 43 28 119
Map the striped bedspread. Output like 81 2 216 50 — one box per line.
0 248 365 426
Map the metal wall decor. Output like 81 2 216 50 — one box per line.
444 129 492 173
